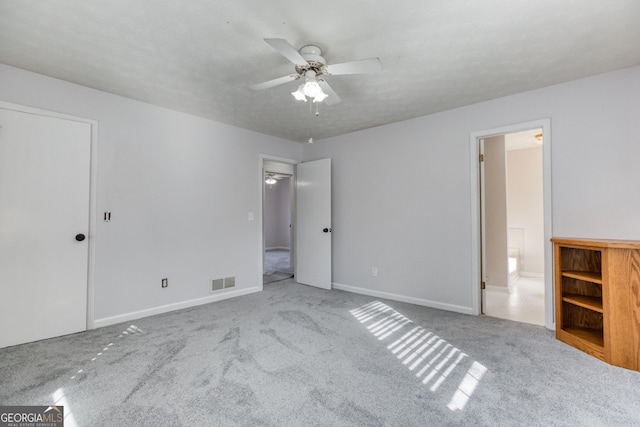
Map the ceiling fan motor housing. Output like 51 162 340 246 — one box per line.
295 45 328 76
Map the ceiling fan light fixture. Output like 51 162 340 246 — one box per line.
292 80 328 103
301 69 325 99
302 80 322 98
312 91 328 103
291 84 307 102
265 175 277 185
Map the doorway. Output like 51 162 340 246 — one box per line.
263 160 295 284
469 119 553 330
259 156 333 290
482 130 545 325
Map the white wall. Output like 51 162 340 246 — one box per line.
0 64 302 324
303 65 640 314
3 63 639 321
484 136 509 289
507 147 544 275
264 176 291 249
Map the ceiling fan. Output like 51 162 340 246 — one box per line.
250 38 382 105
264 172 289 185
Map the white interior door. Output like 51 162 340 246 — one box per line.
295 158 332 289
0 107 91 348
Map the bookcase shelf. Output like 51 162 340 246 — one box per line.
562 294 603 313
561 326 604 347
552 237 640 371
561 271 602 284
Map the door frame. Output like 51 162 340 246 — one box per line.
259 154 299 286
469 119 553 329
0 100 98 330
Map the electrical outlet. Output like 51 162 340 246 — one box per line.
162 278 168 288
372 267 378 277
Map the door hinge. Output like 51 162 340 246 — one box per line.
481 281 486 290
479 153 484 162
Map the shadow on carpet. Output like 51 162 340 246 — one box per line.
263 271 294 284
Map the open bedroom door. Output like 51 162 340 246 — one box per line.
295 158 332 290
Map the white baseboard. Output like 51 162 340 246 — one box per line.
93 286 261 329
520 271 544 278
265 246 290 251
486 285 510 294
332 282 475 315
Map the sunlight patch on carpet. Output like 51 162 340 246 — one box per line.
52 388 77 427
350 301 487 411
70 325 143 380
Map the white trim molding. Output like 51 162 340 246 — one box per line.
94 286 261 329
486 285 510 294
520 271 545 279
332 282 475 315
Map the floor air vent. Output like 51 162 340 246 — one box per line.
212 277 235 292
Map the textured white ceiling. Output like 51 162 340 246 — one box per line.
1 1 639 142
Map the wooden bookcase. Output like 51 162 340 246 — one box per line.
552 237 640 371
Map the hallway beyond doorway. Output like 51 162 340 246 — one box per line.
485 276 545 326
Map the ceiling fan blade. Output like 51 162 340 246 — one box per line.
264 38 308 66
249 74 298 91
318 80 342 105
327 58 382 75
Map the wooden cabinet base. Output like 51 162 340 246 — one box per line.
556 328 604 361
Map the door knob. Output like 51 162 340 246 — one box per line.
323 228 332 233
75 233 86 242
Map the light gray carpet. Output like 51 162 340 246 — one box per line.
264 249 292 275
264 249 293 283
1 280 639 426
